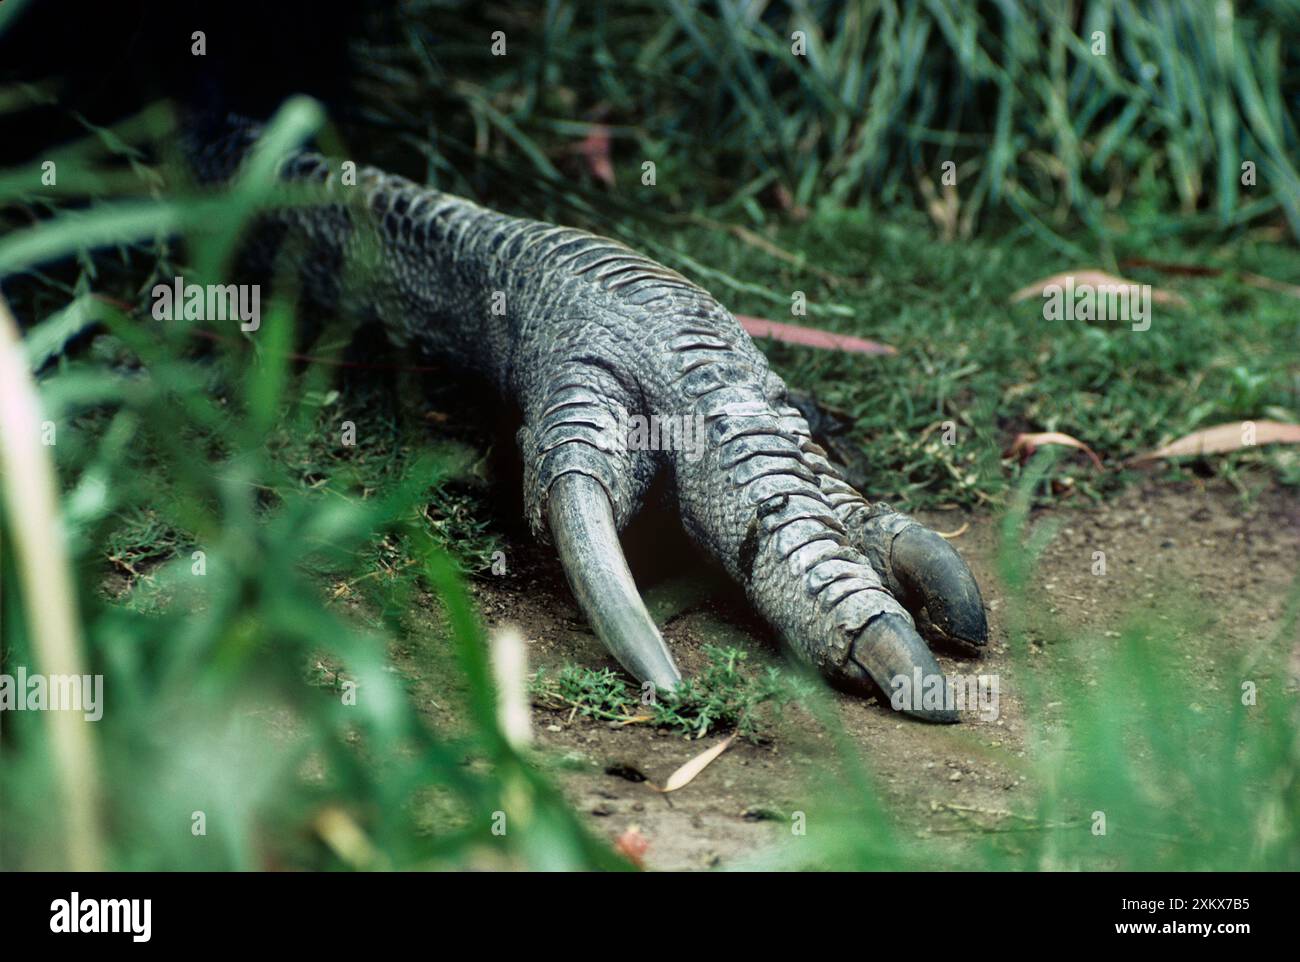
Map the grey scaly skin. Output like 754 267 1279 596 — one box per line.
203 118 988 722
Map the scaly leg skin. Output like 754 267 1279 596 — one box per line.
204 119 989 722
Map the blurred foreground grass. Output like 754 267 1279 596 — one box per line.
1 101 623 871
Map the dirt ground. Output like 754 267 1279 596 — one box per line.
387 478 1298 870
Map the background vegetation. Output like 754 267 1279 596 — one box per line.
1 0 1296 870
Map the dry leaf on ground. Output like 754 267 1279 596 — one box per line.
1131 420 1300 462
648 734 737 794
1009 269 1188 307
1006 432 1105 471
737 315 896 355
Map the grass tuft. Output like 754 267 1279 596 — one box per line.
532 645 805 740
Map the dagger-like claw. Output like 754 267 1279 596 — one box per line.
547 471 682 693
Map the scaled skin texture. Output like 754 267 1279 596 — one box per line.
201 119 989 721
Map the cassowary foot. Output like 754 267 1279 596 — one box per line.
216 125 990 723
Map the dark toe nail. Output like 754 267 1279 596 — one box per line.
845 612 962 723
891 526 988 649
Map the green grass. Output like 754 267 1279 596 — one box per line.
671 205 1300 510
356 1 1300 246
532 645 807 741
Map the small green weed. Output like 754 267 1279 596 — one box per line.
532 645 806 740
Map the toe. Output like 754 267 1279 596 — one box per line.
889 525 988 652
835 612 961 723
857 507 988 654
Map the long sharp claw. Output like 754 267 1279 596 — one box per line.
890 526 988 652
547 472 682 692
845 612 959 724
